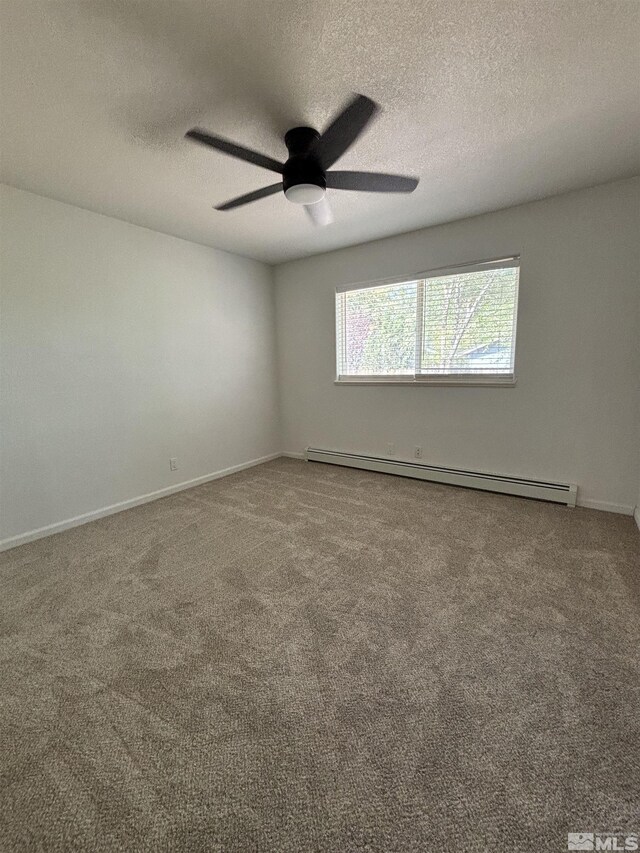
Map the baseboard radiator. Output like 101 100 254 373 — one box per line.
305 448 577 507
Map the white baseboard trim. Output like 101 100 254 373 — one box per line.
577 498 634 515
3 452 635 553
0 452 282 553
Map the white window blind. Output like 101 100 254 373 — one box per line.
336 257 519 384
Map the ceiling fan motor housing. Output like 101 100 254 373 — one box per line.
283 127 326 199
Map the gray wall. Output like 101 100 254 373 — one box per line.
276 178 640 513
3 177 639 546
1 185 280 545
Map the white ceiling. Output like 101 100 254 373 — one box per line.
1 0 639 264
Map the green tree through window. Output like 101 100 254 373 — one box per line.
337 262 519 380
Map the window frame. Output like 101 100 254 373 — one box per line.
334 255 520 387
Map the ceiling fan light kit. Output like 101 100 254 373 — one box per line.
284 183 326 205
185 94 419 225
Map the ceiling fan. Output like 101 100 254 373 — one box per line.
185 94 419 225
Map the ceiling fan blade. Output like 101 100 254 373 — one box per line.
215 183 283 211
312 94 379 170
186 129 284 174
304 198 333 226
326 171 419 193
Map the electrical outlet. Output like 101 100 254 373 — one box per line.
387 442 395 456
169 458 178 471
414 446 423 459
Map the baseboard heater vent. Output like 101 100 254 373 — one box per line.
305 448 577 507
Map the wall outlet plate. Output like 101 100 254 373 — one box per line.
169 458 178 471
414 446 423 458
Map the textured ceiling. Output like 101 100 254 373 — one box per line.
1 0 639 264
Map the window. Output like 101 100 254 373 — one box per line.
335 256 520 385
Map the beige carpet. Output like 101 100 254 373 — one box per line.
1 457 638 852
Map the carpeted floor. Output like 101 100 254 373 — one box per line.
1 458 638 852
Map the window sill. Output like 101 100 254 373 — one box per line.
335 377 517 387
